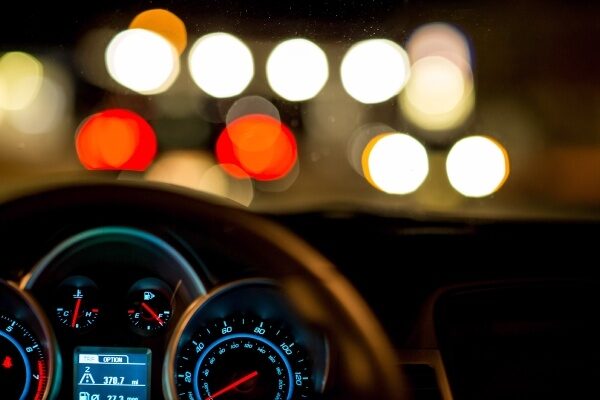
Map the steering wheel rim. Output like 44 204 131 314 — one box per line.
0 182 406 399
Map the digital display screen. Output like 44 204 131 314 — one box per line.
74 347 151 400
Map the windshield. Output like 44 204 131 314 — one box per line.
0 1 598 219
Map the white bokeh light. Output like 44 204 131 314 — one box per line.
364 133 429 194
405 56 467 115
341 39 410 104
188 32 254 98
446 136 509 197
105 28 180 94
266 38 329 101
400 55 474 131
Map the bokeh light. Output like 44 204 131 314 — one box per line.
401 56 474 131
226 96 280 125
76 109 157 171
446 135 509 197
76 28 120 90
406 23 471 74
406 57 466 114
188 33 254 98
145 150 254 206
0 52 43 111
341 39 410 104
8 78 66 134
347 123 395 176
401 23 474 132
130 9 187 55
105 28 180 94
254 161 300 193
0 59 73 164
362 133 429 194
266 38 328 101
216 114 297 181
145 150 228 196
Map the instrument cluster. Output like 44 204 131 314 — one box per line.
0 226 328 400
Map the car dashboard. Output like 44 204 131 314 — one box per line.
0 184 397 400
0 183 599 400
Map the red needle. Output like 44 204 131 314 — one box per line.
141 302 164 326
71 297 82 328
206 371 259 400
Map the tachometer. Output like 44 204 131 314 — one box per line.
174 314 313 400
0 315 48 400
1 279 57 400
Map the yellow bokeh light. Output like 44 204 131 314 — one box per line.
8 78 66 134
145 150 226 193
0 78 4 112
0 52 43 111
106 28 180 94
266 38 329 101
446 136 509 197
188 33 254 98
145 151 254 207
400 56 474 131
362 133 429 195
130 9 187 55
341 39 410 104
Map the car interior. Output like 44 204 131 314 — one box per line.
0 1 599 400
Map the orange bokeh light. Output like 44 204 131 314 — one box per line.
129 9 187 54
76 109 157 171
216 114 297 181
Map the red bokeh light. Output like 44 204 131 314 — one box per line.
75 109 157 171
216 114 297 181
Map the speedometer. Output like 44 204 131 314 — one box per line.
174 314 313 400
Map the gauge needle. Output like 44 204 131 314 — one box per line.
207 371 259 400
141 302 164 326
71 297 82 328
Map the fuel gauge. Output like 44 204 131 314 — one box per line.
127 278 174 336
54 276 100 332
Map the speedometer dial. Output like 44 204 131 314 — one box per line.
0 315 48 400
174 314 313 400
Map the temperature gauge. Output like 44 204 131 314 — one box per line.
54 276 101 332
127 278 173 336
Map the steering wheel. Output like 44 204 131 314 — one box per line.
0 183 406 400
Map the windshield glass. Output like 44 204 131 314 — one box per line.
0 1 598 219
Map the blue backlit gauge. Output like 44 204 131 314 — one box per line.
174 315 313 400
0 315 49 400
